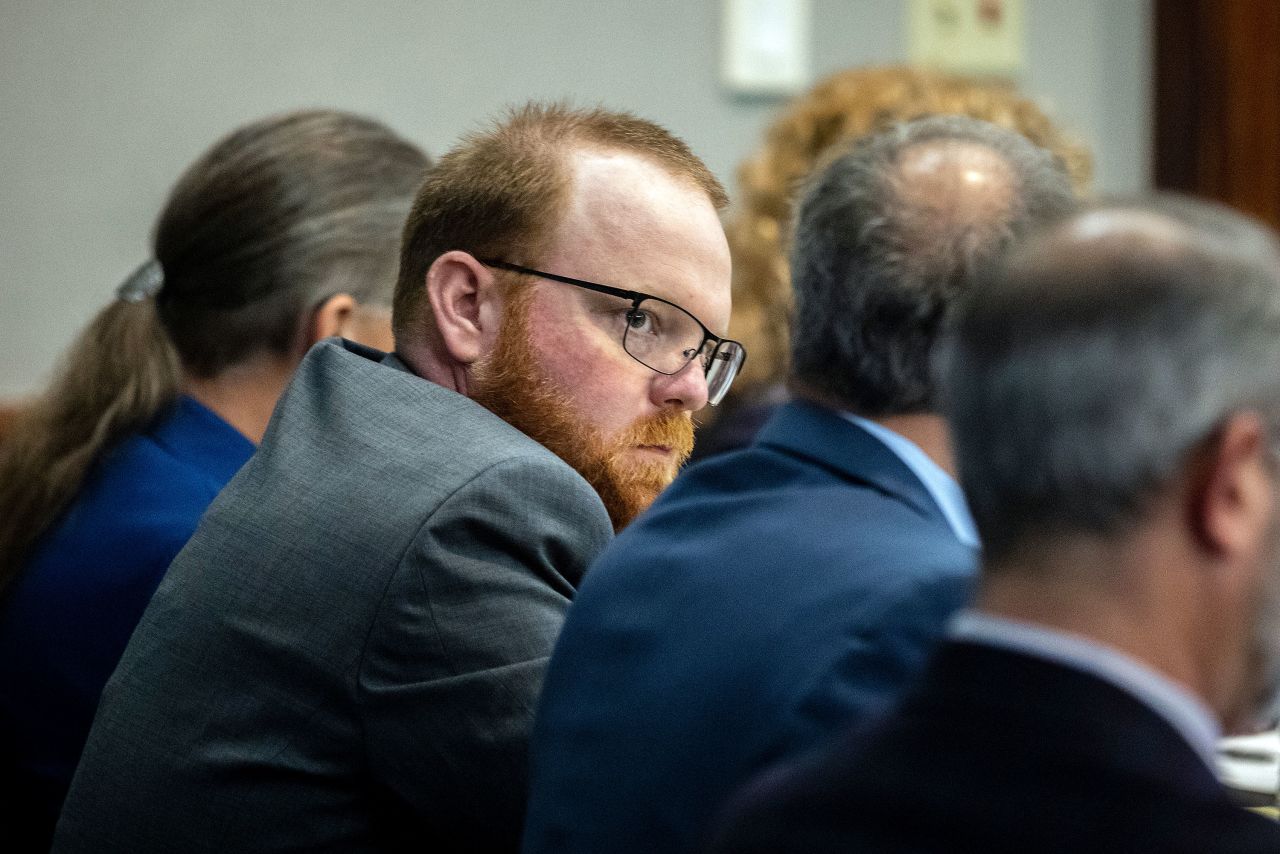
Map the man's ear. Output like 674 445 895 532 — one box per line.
426 251 501 365
1192 412 1274 563
307 293 357 348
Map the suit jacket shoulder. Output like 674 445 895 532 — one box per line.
522 400 976 854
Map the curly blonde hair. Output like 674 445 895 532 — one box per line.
727 65 1091 393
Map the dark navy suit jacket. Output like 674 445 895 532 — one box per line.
522 400 977 854
708 641 1280 853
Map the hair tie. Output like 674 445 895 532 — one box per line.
116 260 164 303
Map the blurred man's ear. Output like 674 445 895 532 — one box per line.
1192 412 1275 570
426 251 502 365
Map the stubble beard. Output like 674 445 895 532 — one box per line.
1221 506 1280 734
1245 515 1280 730
469 287 694 531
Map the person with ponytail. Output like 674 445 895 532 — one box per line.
0 109 429 846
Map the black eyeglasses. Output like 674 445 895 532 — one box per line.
481 259 746 406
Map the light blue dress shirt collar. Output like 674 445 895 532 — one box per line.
840 413 980 548
949 610 1222 772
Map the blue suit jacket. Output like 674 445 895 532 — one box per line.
522 400 978 854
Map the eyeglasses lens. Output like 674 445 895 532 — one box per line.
622 298 705 375
705 340 745 406
621 297 745 406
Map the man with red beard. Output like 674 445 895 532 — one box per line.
466 277 701 529
53 104 739 854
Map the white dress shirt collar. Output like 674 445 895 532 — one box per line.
840 413 980 548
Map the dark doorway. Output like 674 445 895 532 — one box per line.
1154 0 1280 229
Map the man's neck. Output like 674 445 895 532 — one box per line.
869 412 957 477
395 338 468 394
974 527 1247 730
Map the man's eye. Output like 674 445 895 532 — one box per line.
626 309 656 334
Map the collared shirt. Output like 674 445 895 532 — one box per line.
949 610 1222 771
841 413 980 548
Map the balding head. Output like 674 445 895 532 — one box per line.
943 195 1280 565
892 140 1017 245
788 115 1075 415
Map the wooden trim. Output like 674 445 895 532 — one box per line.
1154 0 1280 230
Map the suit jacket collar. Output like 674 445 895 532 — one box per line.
920 640 1228 799
754 399 951 529
950 612 1220 770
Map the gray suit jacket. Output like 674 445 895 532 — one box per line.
53 339 613 853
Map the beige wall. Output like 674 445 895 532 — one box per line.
0 0 1152 396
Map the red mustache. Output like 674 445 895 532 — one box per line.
615 411 695 464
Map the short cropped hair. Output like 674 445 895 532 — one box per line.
942 196 1280 565
788 115 1075 414
393 102 727 343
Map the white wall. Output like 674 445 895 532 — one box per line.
0 0 1152 396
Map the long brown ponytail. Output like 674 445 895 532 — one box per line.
0 295 180 588
0 110 428 592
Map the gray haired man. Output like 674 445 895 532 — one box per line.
710 197 1280 853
